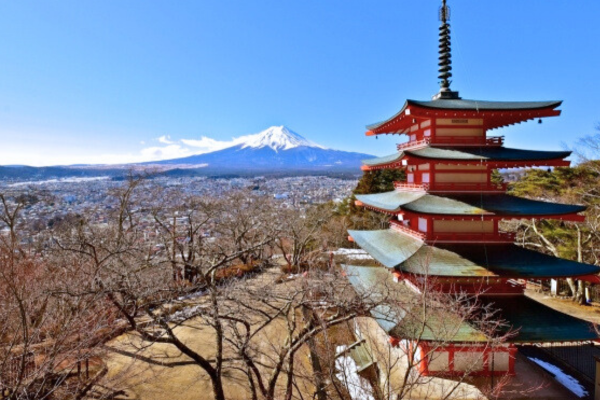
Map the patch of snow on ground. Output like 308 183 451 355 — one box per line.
335 346 375 400
169 304 205 322
528 357 588 398
177 289 207 301
332 248 374 260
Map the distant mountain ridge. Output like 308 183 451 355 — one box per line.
0 126 374 180
145 126 373 172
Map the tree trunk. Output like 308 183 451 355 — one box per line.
301 307 328 400
210 374 226 400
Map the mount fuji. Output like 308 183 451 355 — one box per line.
147 126 373 173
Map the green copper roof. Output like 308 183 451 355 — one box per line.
343 265 488 342
363 146 570 167
348 229 423 269
349 229 599 278
349 229 491 276
408 146 571 161
343 265 599 344
479 295 598 343
355 191 427 213
407 99 562 111
356 191 585 216
402 246 495 277
439 244 600 278
362 152 404 166
362 146 571 166
442 194 585 216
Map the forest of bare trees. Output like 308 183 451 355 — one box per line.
0 174 565 400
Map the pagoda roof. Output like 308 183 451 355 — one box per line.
362 146 571 168
479 295 598 343
406 99 562 111
343 265 488 342
366 99 562 134
355 191 585 217
438 244 600 279
343 265 599 343
347 229 423 269
348 229 600 278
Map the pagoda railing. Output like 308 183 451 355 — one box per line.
396 136 504 151
393 182 429 191
397 138 431 151
389 220 427 241
428 182 508 193
428 231 516 244
394 181 507 193
431 135 504 147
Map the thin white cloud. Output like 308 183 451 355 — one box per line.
140 144 192 160
2 131 250 166
157 135 174 144
181 136 244 153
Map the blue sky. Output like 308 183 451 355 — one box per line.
0 0 599 166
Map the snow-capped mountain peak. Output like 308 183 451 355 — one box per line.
239 126 327 151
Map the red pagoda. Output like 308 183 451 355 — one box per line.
345 0 600 377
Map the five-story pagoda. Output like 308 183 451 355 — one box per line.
345 0 600 377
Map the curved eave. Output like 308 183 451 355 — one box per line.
355 192 426 214
366 100 562 135
361 147 571 170
365 101 411 135
406 147 572 162
480 295 599 343
349 229 600 279
437 244 600 279
398 243 600 279
399 246 496 277
356 191 586 219
343 265 599 344
408 193 586 218
342 264 489 343
362 152 405 167
407 99 562 111
348 229 424 269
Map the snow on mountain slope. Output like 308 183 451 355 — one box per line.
239 126 327 151
144 125 373 172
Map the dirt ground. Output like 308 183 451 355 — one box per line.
92 276 600 400
94 269 349 400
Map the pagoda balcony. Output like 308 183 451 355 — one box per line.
428 231 516 244
393 182 429 191
427 182 508 193
397 136 504 151
397 138 431 151
394 181 507 193
389 220 426 241
389 220 515 243
431 135 504 147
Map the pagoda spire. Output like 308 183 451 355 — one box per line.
433 0 461 100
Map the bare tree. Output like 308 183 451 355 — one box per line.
0 194 109 400
274 204 333 272
22 178 517 400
